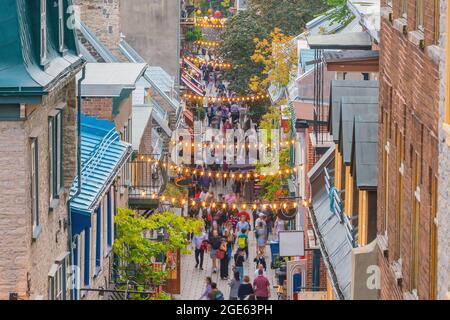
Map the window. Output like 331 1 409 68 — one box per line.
382 111 389 236
395 126 403 259
48 253 69 300
416 0 424 31
410 151 420 290
400 0 407 18
49 111 63 202
429 173 438 299
31 138 40 238
40 0 47 65
76 230 86 299
434 0 440 44
58 0 65 52
48 118 54 203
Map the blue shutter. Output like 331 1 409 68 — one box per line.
107 192 112 248
84 229 90 286
312 249 321 291
95 206 101 268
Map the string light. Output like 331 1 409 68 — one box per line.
183 93 270 103
194 40 221 47
185 56 231 69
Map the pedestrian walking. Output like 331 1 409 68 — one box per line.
253 264 267 278
253 269 271 300
238 276 254 300
234 248 245 282
219 239 229 280
192 228 208 270
256 221 266 256
274 216 285 240
209 229 221 274
228 272 241 300
253 253 267 271
199 277 212 300
207 282 224 300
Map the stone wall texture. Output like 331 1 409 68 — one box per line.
0 78 78 299
74 0 127 61
437 0 450 300
378 0 440 300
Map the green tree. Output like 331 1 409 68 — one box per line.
220 1 328 94
113 208 203 299
248 0 330 36
219 10 268 94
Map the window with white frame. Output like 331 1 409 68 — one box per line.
40 0 47 65
58 0 65 52
49 111 63 202
31 138 39 236
77 230 85 298
48 252 69 300
48 118 54 203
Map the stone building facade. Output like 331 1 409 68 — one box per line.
378 0 440 300
0 79 80 300
437 0 450 300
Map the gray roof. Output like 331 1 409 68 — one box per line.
329 80 379 142
77 20 119 63
309 150 353 300
323 50 379 63
81 63 147 97
307 32 372 50
352 114 378 189
339 96 378 164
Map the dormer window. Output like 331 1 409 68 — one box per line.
40 0 47 65
58 0 65 53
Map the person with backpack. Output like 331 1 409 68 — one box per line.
207 282 224 300
192 227 208 270
237 230 249 260
234 248 245 282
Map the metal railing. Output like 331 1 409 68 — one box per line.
128 155 164 199
324 167 356 247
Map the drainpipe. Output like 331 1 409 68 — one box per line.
67 65 86 300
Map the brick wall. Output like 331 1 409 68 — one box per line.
378 0 440 300
82 97 113 121
74 0 127 61
0 77 78 299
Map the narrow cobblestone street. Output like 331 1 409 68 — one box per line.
174 223 278 300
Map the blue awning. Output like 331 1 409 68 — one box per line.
70 115 132 215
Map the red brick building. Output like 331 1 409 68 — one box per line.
378 0 440 300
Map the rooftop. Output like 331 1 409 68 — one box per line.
80 63 147 97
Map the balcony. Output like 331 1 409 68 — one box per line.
128 155 167 210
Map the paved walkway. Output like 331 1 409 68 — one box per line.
174 220 278 300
